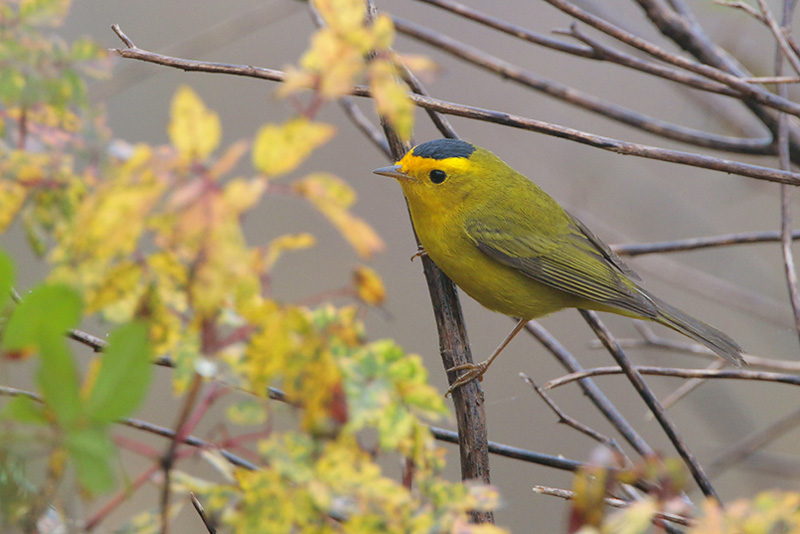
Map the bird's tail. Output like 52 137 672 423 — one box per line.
645 292 745 366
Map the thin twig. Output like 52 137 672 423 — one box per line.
545 365 800 389
429 426 583 471
394 17 772 153
740 75 800 83
634 0 800 163
629 323 726 416
109 25 800 185
716 0 767 23
612 229 800 256
541 0 800 117
758 0 800 76
579 310 720 502
396 60 459 139
67 328 108 352
521 373 629 463
708 407 800 478
775 0 800 344
588 333 800 372
190 493 217 534
647 360 725 419
532 485 693 527
338 98 391 159
411 0 594 57
365 2 492 523
523 320 656 457
160 374 203 534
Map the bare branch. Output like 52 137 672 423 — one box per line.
579 310 720 501
190 494 217 534
532 485 693 527
338 98 391 159
394 17 773 153
774 1 800 343
429 426 584 471
109 25 800 184
523 320 656 457
758 0 800 76
545 365 800 389
612 229 800 256
521 373 630 462
541 0 800 117
411 0 594 57
708 407 800 477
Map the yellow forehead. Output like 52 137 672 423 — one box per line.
398 153 472 177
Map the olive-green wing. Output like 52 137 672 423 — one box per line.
465 213 658 318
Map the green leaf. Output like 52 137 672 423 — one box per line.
66 426 116 495
0 249 14 310
3 284 83 425
2 284 82 350
85 321 152 423
36 330 82 426
3 395 47 424
227 398 268 425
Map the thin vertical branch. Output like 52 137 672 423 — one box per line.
523 320 656 457
363 0 493 524
579 310 721 502
776 0 800 344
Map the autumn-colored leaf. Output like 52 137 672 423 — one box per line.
209 139 250 180
252 118 335 177
294 173 384 258
369 60 414 142
396 52 440 82
262 233 316 272
353 265 385 306
0 181 26 233
603 499 658 534
312 0 366 33
168 85 221 161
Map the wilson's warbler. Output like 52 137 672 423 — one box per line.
373 138 744 395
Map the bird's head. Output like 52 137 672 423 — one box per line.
373 139 507 210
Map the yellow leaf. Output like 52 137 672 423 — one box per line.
603 499 658 534
167 85 221 161
276 66 317 97
294 172 355 208
223 178 266 215
396 52 440 81
263 233 316 272
294 29 364 98
209 140 250 180
369 60 414 142
295 173 385 259
312 0 366 33
0 181 26 233
353 265 385 306
252 118 335 177
371 14 395 49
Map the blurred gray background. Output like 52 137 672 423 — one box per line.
5 0 800 531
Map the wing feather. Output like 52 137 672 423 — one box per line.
466 214 657 318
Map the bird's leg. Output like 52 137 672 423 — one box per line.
410 245 427 262
445 318 528 397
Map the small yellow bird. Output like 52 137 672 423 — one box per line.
374 138 744 395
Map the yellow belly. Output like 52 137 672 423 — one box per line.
413 210 585 320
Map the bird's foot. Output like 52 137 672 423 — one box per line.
444 360 489 397
410 246 427 262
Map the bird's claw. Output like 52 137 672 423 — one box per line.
444 361 489 397
410 246 427 262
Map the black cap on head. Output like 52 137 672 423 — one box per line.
411 139 476 160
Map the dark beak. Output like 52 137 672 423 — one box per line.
372 165 407 180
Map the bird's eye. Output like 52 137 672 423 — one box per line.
429 169 447 184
